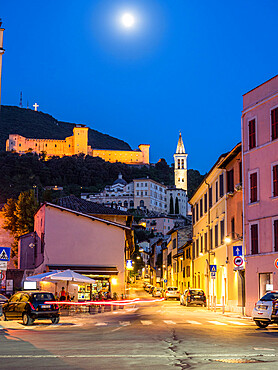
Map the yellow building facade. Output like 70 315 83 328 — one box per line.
6 126 150 165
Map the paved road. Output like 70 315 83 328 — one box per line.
1 299 278 369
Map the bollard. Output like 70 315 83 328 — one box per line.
207 295 210 310
210 295 213 311
214 296 216 312
222 296 225 314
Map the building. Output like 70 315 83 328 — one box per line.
0 20 4 106
242 75 278 315
6 126 150 165
18 195 134 298
83 174 168 214
189 144 244 312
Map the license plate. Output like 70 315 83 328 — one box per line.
194 296 200 298
257 305 267 310
41 304 51 309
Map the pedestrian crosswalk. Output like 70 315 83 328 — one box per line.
93 319 250 328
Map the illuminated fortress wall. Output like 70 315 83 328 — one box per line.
6 126 150 165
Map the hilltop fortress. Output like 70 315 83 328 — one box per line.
6 125 150 165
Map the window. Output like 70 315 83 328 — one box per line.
200 235 203 254
272 164 278 197
248 119 256 149
140 200 144 207
210 228 213 249
173 238 177 249
219 174 224 197
239 162 242 184
186 266 190 277
145 183 147 187
181 159 184 169
220 220 225 245
274 219 278 252
231 217 235 240
200 198 203 217
196 239 199 257
209 187 212 208
250 223 259 254
137 191 139 196
271 107 278 141
227 169 234 193
204 193 208 213
192 207 195 224
145 191 147 196
196 203 199 221
214 224 218 248
167 252 172 265
250 172 258 203
215 181 218 203
178 159 180 169
204 232 207 252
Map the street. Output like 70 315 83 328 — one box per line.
1 288 278 369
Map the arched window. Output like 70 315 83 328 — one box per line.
140 200 145 208
130 200 134 208
178 159 180 169
118 201 122 206
124 200 128 208
181 159 184 169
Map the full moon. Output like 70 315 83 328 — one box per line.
121 13 135 28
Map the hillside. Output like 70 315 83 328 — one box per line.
0 105 131 151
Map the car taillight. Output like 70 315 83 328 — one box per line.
29 302 35 310
187 293 190 297
166 291 168 293
177 291 180 294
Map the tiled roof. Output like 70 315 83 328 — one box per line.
55 195 130 216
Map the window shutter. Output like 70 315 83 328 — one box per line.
274 220 278 252
251 224 258 254
273 165 278 197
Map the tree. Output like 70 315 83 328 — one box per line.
175 197 179 214
169 195 174 214
2 190 38 262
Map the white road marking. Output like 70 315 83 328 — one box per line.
163 320 176 325
95 322 107 326
141 320 153 325
207 321 227 326
186 320 201 325
254 347 275 351
227 320 247 326
119 321 131 326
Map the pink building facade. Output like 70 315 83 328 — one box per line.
243 75 278 315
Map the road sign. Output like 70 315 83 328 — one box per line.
164 279 167 283
233 246 243 257
0 247 11 262
0 261 7 270
210 265 217 272
234 256 244 267
274 258 278 269
210 271 216 279
126 260 133 270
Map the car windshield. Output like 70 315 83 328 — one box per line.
260 292 278 301
190 290 204 295
0 294 7 300
32 293 55 302
168 287 178 291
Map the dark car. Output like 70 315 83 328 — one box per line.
180 289 207 307
2 291 60 325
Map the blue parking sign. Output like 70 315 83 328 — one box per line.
0 247 11 261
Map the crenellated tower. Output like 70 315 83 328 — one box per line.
174 132 188 192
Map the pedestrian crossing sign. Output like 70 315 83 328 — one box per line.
0 247 11 262
209 265 217 272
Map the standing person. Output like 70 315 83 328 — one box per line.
59 287 66 301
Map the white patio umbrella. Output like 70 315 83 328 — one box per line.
42 269 95 284
26 271 60 282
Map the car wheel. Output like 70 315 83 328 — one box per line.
203 303 207 307
3 313 7 321
51 317 60 325
254 320 269 328
22 313 33 326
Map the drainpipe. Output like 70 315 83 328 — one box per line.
205 180 211 302
241 112 246 316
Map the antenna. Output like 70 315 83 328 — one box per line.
19 91 23 108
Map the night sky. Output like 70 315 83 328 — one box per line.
1 1 278 173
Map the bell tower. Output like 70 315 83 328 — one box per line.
174 132 188 192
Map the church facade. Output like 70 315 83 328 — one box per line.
6 125 150 165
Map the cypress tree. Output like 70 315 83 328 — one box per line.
169 195 174 214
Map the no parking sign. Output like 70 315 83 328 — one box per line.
274 258 278 269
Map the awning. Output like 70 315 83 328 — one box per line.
47 265 118 276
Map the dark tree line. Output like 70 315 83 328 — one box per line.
0 152 204 203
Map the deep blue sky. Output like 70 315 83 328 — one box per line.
1 1 278 173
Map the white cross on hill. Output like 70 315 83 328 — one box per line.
33 103 39 111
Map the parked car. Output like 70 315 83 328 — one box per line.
180 289 207 307
152 287 163 297
149 286 155 294
252 291 278 328
164 287 180 300
2 291 60 326
145 284 153 293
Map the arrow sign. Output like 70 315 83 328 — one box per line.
0 247 11 262
233 246 243 256
210 265 217 272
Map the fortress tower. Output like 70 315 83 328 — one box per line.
174 132 188 192
0 20 5 107
73 124 89 155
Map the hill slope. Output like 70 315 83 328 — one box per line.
0 105 131 151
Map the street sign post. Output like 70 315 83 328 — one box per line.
209 265 217 273
0 261 7 271
233 246 243 257
0 247 11 262
234 256 244 267
210 271 216 279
